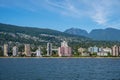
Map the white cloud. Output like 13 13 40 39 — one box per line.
92 11 107 24
93 0 120 27
90 1 109 24
45 0 82 17
45 0 120 26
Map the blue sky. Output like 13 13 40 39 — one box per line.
0 0 120 32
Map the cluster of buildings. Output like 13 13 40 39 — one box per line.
46 41 71 57
78 45 120 56
3 44 42 57
2 41 120 57
2 41 72 57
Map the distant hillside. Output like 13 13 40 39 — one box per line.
65 28 120 41
0 23 89 46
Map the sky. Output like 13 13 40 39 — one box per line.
0 0 120 32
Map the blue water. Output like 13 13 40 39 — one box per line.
0 58 120 80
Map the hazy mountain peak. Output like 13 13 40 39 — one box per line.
64 27 88 37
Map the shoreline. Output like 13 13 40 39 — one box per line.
0 57 120 59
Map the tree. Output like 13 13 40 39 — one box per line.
0 47 3 56
41 47 47 56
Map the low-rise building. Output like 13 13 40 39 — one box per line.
36 47 42 57
96 47 111 56
88 46 98 53
97 52 108 56
78 48 85 53
103 47 112 54
81 53 90 56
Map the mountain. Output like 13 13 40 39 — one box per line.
65 28 120 41
0 23 89 46
89 28 120 41
64 28 88 37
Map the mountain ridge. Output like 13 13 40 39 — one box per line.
64 27 120 41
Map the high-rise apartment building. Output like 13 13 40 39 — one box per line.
58 41 72 57
47 42 52 56
24 44 31 56
112 45 120 56
12 46 18 56
4 44 8 56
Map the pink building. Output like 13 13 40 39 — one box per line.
58 41 72 57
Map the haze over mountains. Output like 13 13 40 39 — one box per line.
65 28 120 41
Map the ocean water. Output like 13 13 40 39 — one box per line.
0 58 120 80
